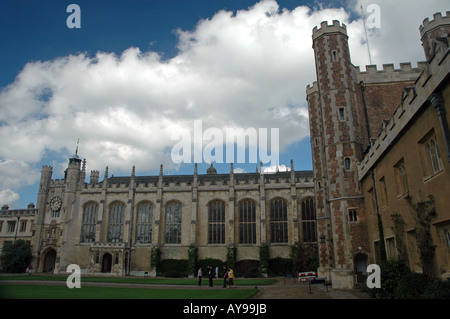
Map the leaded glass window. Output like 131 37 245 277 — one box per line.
301 197 316 242
239 199 256 244
208 200 225 244
270 198 288 243
136 201 153 244
165 201 182 244
80 202 98 243
107 201 125 243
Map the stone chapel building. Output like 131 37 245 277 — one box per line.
23 156 315 276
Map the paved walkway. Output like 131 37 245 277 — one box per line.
250 277 372 299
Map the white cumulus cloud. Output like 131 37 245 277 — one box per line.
0 0 448 207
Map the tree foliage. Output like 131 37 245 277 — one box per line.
0 240 32 273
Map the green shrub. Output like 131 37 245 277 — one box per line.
290 243 318 273
235 259 260 277
370 259 410 299
159 259 188 277
394 272 429 299
309 252 319 271
421 278 450 299
268 257 293 276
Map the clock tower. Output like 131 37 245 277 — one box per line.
33 142 86 273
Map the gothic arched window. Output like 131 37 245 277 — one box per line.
270 198 288 243
136 201 153 244
208 200 226 244
80 202 98 243
107 201 125 243
165 201 182 244
239 199 256 244
301 197 316 242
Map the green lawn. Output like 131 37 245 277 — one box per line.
0 274 275 286
0 274 272 299
0 284 258 299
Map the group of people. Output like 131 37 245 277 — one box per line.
197 265 236 288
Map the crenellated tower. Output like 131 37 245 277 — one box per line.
57 146 85 271
419 11 450 62
308 20 369 288
31 165 54 268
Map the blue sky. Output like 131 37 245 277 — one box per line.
1 0 335 87
0 0 448 208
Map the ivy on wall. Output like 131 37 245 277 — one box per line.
259 244 269 275
150 246 161 273
226 246 236 269
391 212 408 264
187 244 198 277
405 194 437 278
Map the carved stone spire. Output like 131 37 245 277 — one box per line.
207 161 217 174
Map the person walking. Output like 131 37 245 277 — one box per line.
197 267 203 286
215 266 219 278
26 264 33 276
228 267 236 288
208 266 214 287
223 266 228 288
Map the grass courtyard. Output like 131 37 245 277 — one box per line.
0 284 258 299
0 275 274 299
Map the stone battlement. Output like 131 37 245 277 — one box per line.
306 62 426 93
419 11 450 37
355 62 426 84
0 207 38 217
306 81 318 95
312 20 347 40
80 170 314 192
358 37 450 180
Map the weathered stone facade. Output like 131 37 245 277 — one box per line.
307 12 450 287
25 157 315 276
358 12 450 280
0 204 37 253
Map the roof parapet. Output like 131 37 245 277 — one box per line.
306 81 318 95
312 20 347 41
358 39 450 181
356 62 424 84
419 11 450 37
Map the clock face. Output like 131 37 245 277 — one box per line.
50 196 62 212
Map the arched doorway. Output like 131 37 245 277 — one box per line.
43 249 56 273
102 253 112 273
354 253 368 283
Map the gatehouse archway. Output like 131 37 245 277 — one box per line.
43 249 56 273
353 252 368 283
102 253 112 273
